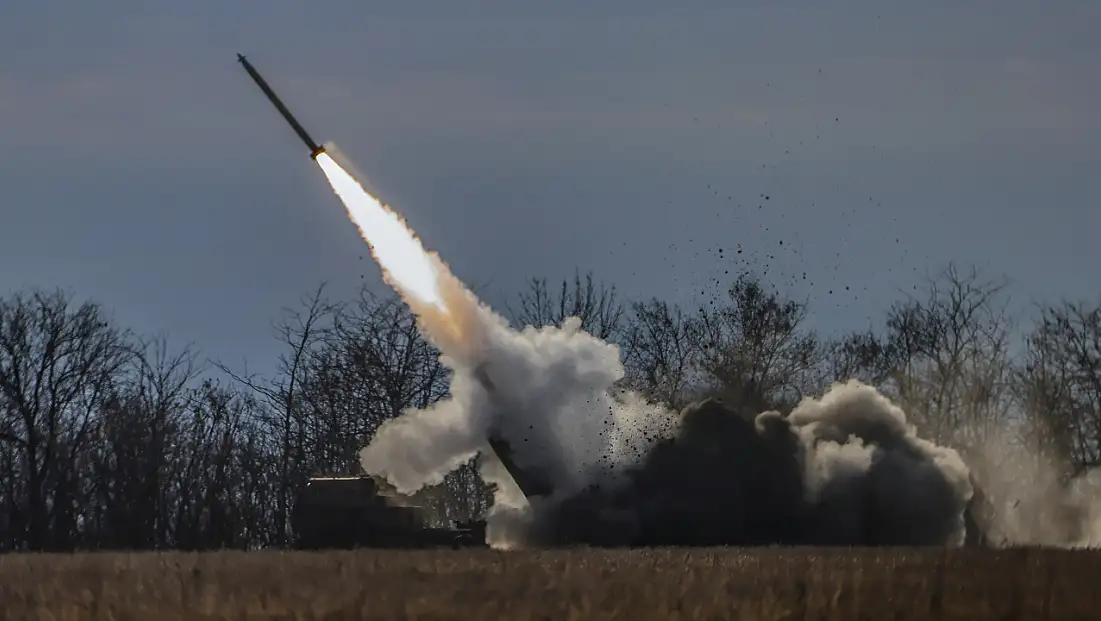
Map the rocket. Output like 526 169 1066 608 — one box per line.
237 54 326 159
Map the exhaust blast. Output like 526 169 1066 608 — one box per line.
312 143 677 547
309 139 980 550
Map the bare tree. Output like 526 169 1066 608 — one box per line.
880 265 1016 450
85 336 199 549
332 290 450 426
697 275 823 414
509 270 624 340
1018 300 1101 475
0 289 133 550
0 281 483 551
620 299 704 409
215 282 338 545
169 379 266 550
825 329 902 388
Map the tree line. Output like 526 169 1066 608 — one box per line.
0 266 1098 551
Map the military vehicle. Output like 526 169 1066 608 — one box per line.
291 475 488 549
290 428 543 549
291 361 553 549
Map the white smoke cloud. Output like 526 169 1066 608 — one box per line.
358 370 491 494
358 298 678 536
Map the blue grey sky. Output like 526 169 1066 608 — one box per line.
2 2 1099 375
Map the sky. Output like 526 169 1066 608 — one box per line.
1 1 1099 378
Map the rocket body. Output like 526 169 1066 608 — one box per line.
237 54 326 158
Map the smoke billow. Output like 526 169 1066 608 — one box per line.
358 284 976 547
359 305 676 505
966 431 1101 548
523 380 973 547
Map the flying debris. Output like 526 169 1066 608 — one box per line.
237 54 326 158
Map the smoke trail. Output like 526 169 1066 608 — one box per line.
313 145 978 548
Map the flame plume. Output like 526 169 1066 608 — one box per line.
313 148 486 357
315 151 446 310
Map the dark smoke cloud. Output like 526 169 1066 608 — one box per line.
354 272 977 548
520 381 973 547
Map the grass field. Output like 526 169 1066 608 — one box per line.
1 547 1099 620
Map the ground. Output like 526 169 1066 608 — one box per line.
1 547 1098 620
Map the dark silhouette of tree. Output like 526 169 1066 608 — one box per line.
508 270 624 341
215 283 338 546
0 290 132 550
1018 300 1101 475
85 336 199 549
825 265 1015 453
696 275 823 414
0 262 1094 552
620 299 704 410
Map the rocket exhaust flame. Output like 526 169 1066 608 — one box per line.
314 152 446 311
312 146 486 361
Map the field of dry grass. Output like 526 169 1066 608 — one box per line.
1 547 1099 620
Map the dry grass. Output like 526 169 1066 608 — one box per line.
0 547 1098 620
